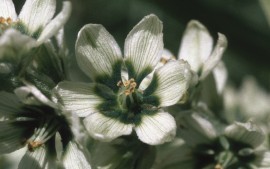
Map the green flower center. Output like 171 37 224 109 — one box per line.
0 16 42 39
16 105 72 152
193 137 256 169
104 78 157 124
117 78 143 116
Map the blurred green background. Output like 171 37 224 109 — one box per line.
14 0 270 89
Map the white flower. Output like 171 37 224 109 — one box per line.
178 20 227 81
0 86 92 169
153 113 270 169
0 0 71 50
56 14 192 145
223 77 270 124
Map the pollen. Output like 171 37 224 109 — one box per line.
214 164 223 169
160 58 168 64
117 78 137 96
0 17 13 25
27 141 43 152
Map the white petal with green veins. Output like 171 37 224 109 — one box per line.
176 113 217 146
178 20 213 73
0 92 22 117
144 60 191 107
62 141 92 169
0 121 29 153
225 121 265 148
135 110 176 145
200 33 227 80
19 0 56 35
18 146 56 169
0 0 17 20
124 14 163 84
56 82 109 117
37 1 72 45
76 24 122 81
254 151 270 168
83 112 133 142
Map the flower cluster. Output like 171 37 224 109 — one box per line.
1 1 270 169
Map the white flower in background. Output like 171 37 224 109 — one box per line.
0 86 91 169
56 14 192 145
153 112 270 169
178 20 227 81
0 0 71 52
224 77 270 125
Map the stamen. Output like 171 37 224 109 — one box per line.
27 141 43 152
6 17 12 24
214 164 223 169
117 78 137 96
117 81 123 87
0 17 13 25
160 58 168 64
0 17 5 24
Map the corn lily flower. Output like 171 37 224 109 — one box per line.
178 20 227 81
56 14 191 145
0 85 91 169
153 113 270 169
0 0 71 51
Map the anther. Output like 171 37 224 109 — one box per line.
214 164 223 169
118 78 137 96
27 141 43 152
0 17 5 24
6 17 12 24
0 16 13 25
160 58 168 64
117 81 123 87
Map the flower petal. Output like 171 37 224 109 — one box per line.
0 29 36 58
200 33 227 79
176 112 217 146
155 49 176 70
178 20 213 73
0 121 32 154
15 84 56 108
37 1 72 45
225 121 265 148
255 151 270 168
0 0 17 20
135 110 176 145
0 92 22 118
153 139 193 169
143 60 191 107
62 141 92 169
139 49 176 91
56 81 115 117
124 14 163 85
76 24 122 90
83 112 133 142
212 61 228 94
18 146 56 169
19 0 56 35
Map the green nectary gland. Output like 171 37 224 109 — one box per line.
96 82 159 125
94 60 161 125
193 137 256 169
0 20 42 39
